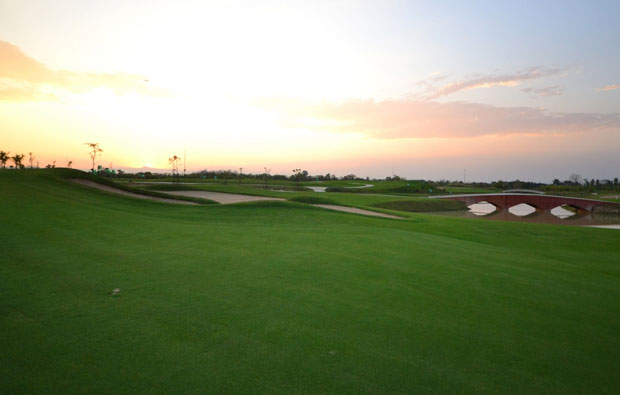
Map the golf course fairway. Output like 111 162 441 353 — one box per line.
2 169 620 393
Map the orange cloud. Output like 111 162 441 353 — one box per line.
0 40 166 101
256 98 620 139
424 67 563 99
600 84 620 91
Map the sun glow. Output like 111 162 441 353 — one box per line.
2 2 620 180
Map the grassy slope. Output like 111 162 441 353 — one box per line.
1 169 620 394
68 171 219 205
142 182 457 215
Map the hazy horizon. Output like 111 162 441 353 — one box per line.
1 1 619 182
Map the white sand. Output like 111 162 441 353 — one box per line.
71 179 199 205
587 225 620 230
72 180 403 219
313 204 402 219
162 190 285 204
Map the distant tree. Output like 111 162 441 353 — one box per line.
84 143 103 171
291 169 309 182
28 152 35 168
552 178 560 185
568 174 583 185
614 177 619 186
168 155 181 183
0 151 8 168
11 153 25 169
67 160 73 168
263 167 271 186
292 168 302 182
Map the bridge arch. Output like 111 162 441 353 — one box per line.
436 193 613 215
508 203 540 217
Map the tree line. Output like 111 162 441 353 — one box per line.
2 145 619 193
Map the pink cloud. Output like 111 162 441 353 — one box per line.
521 85 564 97
257 98 620 139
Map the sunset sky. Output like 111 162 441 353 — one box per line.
1 0 619 181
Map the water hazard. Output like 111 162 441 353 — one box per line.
428 202 620 228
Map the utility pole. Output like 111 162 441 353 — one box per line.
239 167 243 185
464 168 467 184
183 145 186 177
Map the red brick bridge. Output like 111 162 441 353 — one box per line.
435 193 611 213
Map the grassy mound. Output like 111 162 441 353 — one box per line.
373 199 467 212
1 169 620 393
60 169 219 204
255 185 311 192
326 181 449 195
141 183 205 192
287 195 340 205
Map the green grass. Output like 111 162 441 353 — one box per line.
2 169 620 394
287 195 340 205
443 186 500 194
372 199 467 212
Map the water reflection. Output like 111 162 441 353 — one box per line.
428 202 620 226
508 203 537 217
550 206 575 219
469 202 496 216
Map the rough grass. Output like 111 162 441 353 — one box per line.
372 199 467 212
141 183 206 192
287 195 340 205
1 168 620 394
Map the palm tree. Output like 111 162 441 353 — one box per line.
84 142 103 171
11 153 24 169
0 151 9 168
169 155 181 183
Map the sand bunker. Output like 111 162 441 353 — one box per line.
162 190 285 204
313 204 402 219
71 179 199 205
164 191 401 218
72 181 402 219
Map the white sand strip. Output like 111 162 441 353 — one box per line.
313 204 402 219
162 190 285 204
587 225 620 230
71 179 199 205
